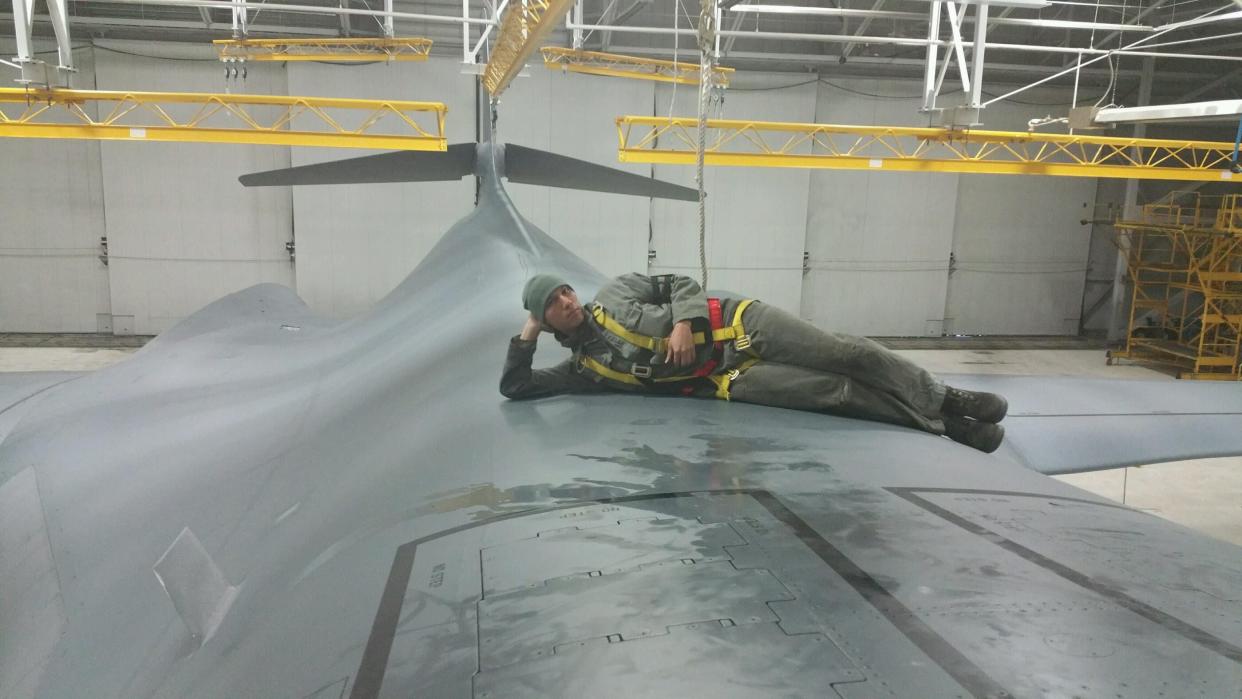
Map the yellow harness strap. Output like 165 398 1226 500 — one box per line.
706 358 760 400
580 355 760 398
580 299 761 392
578 355 644 386
590 299 757 355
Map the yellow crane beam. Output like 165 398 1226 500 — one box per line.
0 88 447 151
214 38 433 62
482 0 575 97
617 116 1242 182
541 47 734 86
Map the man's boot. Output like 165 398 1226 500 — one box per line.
942 386 1008 423
943 415 1005 454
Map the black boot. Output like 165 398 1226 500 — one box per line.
943 415 1005 454
942 386 1008 423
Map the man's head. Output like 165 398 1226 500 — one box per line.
522 274 585 334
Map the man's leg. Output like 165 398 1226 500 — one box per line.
740 302 946 419
728 362 945 435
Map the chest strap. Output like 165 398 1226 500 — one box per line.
589 298 756 355
579 355 760 400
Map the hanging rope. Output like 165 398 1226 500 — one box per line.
695 0 717 288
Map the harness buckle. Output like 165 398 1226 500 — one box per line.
631 364 653 379
734 334 752 351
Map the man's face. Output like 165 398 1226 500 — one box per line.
543 285 585 334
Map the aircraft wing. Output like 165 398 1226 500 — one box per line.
949 374 1242 475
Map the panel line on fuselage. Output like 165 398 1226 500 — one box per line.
349 489 1010 699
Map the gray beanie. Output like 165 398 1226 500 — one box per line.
522 274 570 324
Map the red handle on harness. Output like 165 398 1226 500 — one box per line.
692 297 726 378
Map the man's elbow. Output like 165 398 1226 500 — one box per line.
499 380 530 400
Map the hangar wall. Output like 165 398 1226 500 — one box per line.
1 41 1105 336
0 44 110 333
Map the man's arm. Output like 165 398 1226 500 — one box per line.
610 273 709 324
499 328 604 400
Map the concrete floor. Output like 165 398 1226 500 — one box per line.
2 345 1239 546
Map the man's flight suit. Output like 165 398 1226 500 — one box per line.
501 273 947 435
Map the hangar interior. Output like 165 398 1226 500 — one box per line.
7 2 1242 697
2 6 1240 533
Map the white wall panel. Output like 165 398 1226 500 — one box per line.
0 44 110 332
498 68 654 280
944 95 1098 335
947 174 1097 334
94 42 294 335
803 79 957 336
287 58 476 318
651 74 817 313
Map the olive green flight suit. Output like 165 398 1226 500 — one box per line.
501 273 946 435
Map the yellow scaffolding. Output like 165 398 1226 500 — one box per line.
482 0 575 97
616 116 1242 182
0 87 447 150
1108 193 1242 380
541 47 734 86
214 38 433 62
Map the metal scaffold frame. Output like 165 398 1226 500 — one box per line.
1109 192 1242 380
0 87 448 150
616 116 1242 182
540 47 733 86
214 38 434 62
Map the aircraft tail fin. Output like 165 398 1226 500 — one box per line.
503 143 698 202
238 144 477 186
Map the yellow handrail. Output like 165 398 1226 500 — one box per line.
214 38 433 62
0 88 447 151
617 115 1242 182
482 0 575 97
541 47 733 86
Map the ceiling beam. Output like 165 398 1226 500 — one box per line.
841 0 886 61
1179 65 1242 101
1062 0 1170 68
611 44 1207 82
1 12 342 36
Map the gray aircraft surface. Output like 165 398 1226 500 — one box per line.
3 91 1242 699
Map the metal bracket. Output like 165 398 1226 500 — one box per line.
921 0 989 126
11 0 76 87
936 105 982 127
1068 106 1112 131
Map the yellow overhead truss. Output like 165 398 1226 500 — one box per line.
541 47 734 86
0 88 447 151
482 0 575 97
214 37 434 63
616 116 1242 182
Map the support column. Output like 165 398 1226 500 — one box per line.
921 0 942 112
1107 56 1154 342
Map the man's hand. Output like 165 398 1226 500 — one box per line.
665 320 695 367
520 314 543 342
